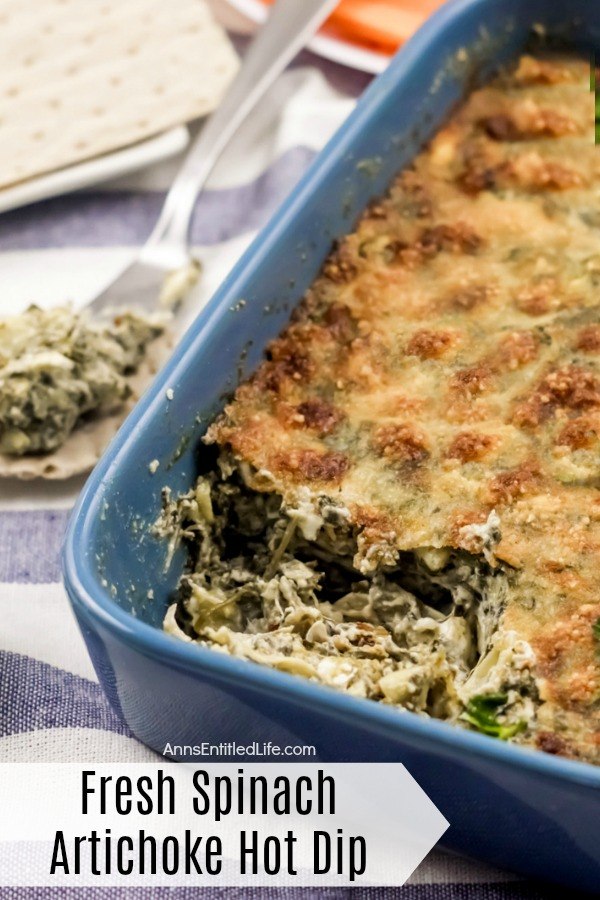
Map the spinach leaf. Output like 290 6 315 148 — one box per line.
461 693 525 740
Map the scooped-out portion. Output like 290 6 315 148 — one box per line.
161 454 536 744
0 304 167 457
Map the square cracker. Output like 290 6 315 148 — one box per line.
0 0 238 188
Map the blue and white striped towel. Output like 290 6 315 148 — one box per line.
0 23 555 898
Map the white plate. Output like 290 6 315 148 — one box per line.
0 126 190 215
225 0 391 74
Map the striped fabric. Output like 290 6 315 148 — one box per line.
0 27 544 897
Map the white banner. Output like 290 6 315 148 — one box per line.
0 762 448 887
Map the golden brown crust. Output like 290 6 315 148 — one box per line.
207 55 600 761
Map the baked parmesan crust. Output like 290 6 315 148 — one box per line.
201 55 600 762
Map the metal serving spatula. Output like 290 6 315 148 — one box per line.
87 0 340 316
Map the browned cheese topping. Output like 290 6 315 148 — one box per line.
204 55 600 762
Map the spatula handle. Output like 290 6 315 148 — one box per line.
145 0 339 255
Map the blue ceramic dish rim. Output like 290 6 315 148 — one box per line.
63 0 600 788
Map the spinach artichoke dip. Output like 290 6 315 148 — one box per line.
0 305 165 455
162 54 600 763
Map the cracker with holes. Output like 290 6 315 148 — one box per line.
0 0 237 187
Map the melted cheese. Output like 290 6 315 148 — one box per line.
196 55 600 762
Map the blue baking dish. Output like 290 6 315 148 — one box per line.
63 0 600 890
